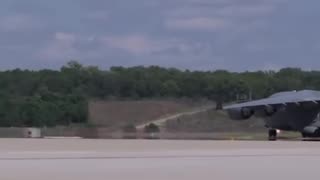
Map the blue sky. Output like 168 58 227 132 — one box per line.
0 0 319 71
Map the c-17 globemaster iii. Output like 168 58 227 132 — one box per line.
224 90 320 140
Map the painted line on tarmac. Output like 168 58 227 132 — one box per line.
0 154 320 161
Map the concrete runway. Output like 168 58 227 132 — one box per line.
0 139 319 180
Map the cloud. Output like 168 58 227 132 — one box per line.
216 5 275 17
262 63 282 71
36 32 78 61
165 17 228 31
55 32 76 42
101 34 193 55
166 0 278 17
86 11 109 21
102 35 153 55
0 14 41 32
163 0 279 33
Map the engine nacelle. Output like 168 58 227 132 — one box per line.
227 107 254 120
255 105 277 118
302 126 320 137
303 126 318 134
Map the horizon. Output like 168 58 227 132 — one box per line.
0 60 314 73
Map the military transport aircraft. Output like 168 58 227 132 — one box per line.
224 90 320 140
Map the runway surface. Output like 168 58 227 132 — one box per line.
0 139 319 180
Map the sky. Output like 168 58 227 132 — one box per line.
0 0 319 71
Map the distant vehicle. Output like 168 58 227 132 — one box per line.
224 90 320 140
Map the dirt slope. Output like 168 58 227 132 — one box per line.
136 105 216 129
88 99 212 128
165 109 266 132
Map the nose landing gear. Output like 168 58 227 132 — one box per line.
268 129 277 141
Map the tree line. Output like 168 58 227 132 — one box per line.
0 60 320 127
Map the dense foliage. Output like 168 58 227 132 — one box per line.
1 60 320 127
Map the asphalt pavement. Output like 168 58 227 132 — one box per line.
0 139 318 180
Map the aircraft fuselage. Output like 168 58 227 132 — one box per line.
264 105 320 132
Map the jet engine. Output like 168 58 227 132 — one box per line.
302 126 320 137
255 105 277 118
227 107 254 120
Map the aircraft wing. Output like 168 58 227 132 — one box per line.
223 96 320 110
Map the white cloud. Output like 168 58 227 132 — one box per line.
36 32 78 61
102 34 193 55
102 35 153 54
216 5 275 17
86 11 109 21
100 34 217 60
166 0 279 18
0 14 41 32
165 17 227 31
37 33 210 62
164 0 282 32
55 32 76 42
262 63 282 71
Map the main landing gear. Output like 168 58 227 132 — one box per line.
301 132 308 138
268 129 277 141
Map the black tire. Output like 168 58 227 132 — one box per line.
301 132 308 138
268 129 277 141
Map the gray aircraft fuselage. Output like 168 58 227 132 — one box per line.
225 90 320 137
264 105 319 132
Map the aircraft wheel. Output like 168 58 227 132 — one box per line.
301 132 308 138
301 133 310 141
268 129 277 141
